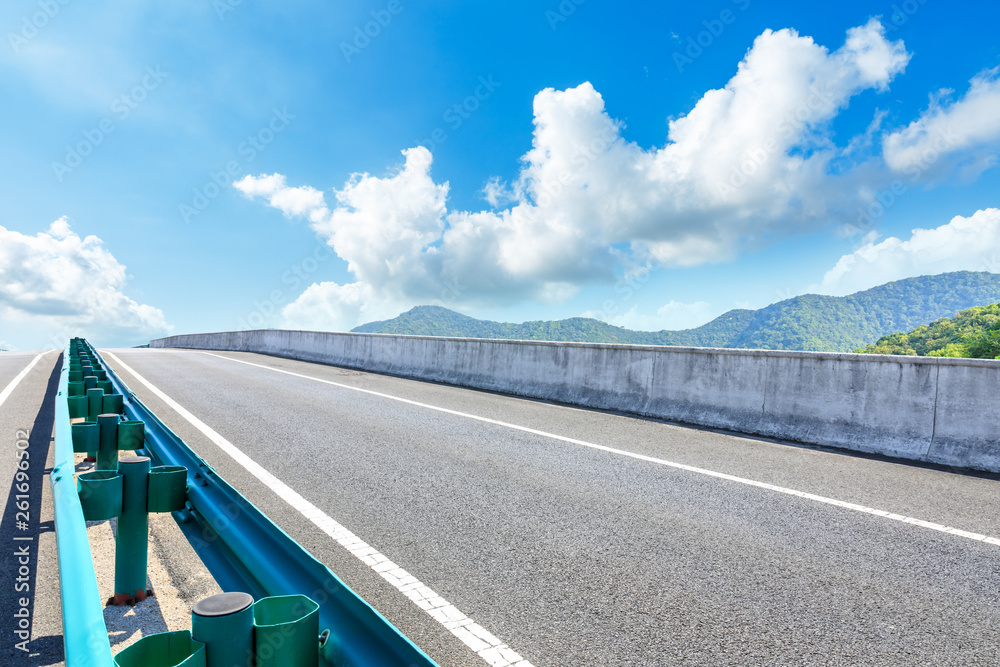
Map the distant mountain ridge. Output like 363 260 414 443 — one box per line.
351 272 1000 352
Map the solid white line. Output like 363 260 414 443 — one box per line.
195 349 1000 549
0 352 48 410
101 351 534 667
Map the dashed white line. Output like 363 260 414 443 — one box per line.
194 349 1000 549
0 352 48 410
102 350 534 667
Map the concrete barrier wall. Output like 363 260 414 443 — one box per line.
150 330 1000 473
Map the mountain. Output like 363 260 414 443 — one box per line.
351 272 1000 352
353 305 756 346
856 303 1000 358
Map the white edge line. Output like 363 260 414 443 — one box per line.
102 350 535 667
0 352 49 410
192 349 1000 550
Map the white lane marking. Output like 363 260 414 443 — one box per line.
0 352 48 410
196 349 1000 549
102 351 534 667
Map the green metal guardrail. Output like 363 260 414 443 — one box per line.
52 342 115 666
85 341 438 666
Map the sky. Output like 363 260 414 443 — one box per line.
2 0 1000 349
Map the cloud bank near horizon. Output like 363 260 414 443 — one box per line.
817 208 1000 296
0 218 170 347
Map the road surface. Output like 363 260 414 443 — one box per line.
0 350 65 666
98 347 1000 666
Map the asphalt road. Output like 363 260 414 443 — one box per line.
0 350 65 666
101 347 1000 666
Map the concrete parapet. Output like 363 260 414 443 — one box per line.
150 330 1000 473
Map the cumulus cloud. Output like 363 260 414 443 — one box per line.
817 208 1000 295
279 281 412 333
0 218 170 345
883 68 1000 181
232 173 328 221
237 20 919 331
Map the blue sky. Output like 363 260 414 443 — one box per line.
2 0 1000 348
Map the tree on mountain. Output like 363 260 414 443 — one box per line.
857 303 1000 358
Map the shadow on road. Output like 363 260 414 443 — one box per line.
0 359 63 665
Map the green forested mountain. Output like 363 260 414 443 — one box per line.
856 303 1000 358
353 305 755 346
352 272 1000 352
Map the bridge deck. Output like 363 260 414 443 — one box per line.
98 347 1000 666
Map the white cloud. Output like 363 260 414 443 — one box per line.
232 173 328 220
583 301 718 332
0 218 170 346
817 208 1000 295
280 281 408 333
883 68 1000 181
481 177 510 208
237 21 916 331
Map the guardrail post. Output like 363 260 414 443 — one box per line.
191 592 254 667
129 592 324 667
87 387 104 422
101 455 188 606
114 455 152 604
97 414 119 472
